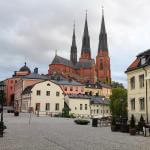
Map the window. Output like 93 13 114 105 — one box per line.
81 87 84 92
45 103 50 111
47 83 50 86
36 90 41 96
75 107 77 110
46 91 50 96
131 98 135 110
11 80 13 84
10 86 13 90
55 103 59 111
75 87 78 91
35 103 40 111
64 87 67 91
56 92 60 96
130 76 135 89
106 110 109 113
139 98 145 110
139 74 144 88
80 104 83 110
70 87 73 91
97 109 99 114
85 104 87 110
15 80 17 83
100 61 103 70
141 57 146 65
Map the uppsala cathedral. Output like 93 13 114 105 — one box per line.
48 10 111 84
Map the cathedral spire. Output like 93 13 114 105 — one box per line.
80 11 91 60
98 7 108 53
70 22 77 64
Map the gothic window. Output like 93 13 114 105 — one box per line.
100 61 103 70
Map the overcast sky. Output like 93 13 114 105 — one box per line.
0 0 150 86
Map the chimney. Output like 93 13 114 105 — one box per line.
34 68 38 74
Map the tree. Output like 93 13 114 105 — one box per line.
110 88 127 117
111 81 125 89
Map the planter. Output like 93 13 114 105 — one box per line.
129 128 136 135
74 119 90 125
92 118 98 127
14 112 19 116
111 125 117 132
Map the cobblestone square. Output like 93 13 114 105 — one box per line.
0 113 150 150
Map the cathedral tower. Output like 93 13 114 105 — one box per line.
96 8 111 84
70 23 77 64
80 12 91 61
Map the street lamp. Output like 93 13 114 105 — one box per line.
102 97 105 117
0 81 6 137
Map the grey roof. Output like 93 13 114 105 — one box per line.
51 55 94 69
19 62 31 73
90 96 110 105
85 82 111 89
51 55 73 67
68 94 110 105
81 13 91 53
22 73 50 80
98 11 108 52
74 59 95 69
22 85 34 95
52 79 83 86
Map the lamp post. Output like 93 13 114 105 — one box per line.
102 97 105 117
0 81 6 137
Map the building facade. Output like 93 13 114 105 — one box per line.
14 73 49 111
126 49 150 122
48 11 111 84
65 94 110 118
4 62 31 106
21 80 64 115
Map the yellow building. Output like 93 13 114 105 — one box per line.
84 83 112 98
126 49 150 122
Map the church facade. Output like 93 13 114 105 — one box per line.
48 11 111 84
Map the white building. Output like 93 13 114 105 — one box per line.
126 49 150 122
65 94 110 118
90 97 110 118
21 80 64 115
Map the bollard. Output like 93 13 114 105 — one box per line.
92 118 98 127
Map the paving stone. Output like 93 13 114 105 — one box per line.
0 113 150 150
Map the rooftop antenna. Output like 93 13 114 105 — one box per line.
55 49 57 56
102 6 104 16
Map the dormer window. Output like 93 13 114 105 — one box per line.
141 57 146 65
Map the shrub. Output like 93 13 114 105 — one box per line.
130 115 136 129
111 116 116 126
74 119 90 125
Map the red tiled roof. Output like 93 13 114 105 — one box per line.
126 58 140 72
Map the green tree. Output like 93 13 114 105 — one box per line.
111 81 125 89
110 88 127 117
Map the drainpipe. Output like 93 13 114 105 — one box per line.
143 67 149 123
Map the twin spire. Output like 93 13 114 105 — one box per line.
70 7 108 64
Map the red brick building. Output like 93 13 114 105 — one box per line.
4 63 31 106
48 11 111 84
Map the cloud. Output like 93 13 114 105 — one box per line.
0 0 150 86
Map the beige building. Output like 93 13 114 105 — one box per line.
84 83 112 98
65 94 110 118
65 94 90 118
21 80 64 115
126 49 150 122
90 97 110 118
